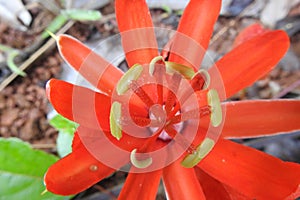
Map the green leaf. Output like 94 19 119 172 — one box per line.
50 115 78 135
7 50 26 77
61 9 102 21
161 5 172 14
41 14 68 39
0 138 69 200
50 115 77 157
0 44 13 52
0 44 26 76
41 9 101 39
56 132 74 158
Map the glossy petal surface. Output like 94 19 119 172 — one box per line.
166 0 221 69
195 167 250 200
57 34 122 95
233 23 269 48
47 79 148 151
46 79 111 131
118 169 162 200
44 132 115 195
163 159 205 200
222 100 300 138
199 139 300 199
210 31 289 99
115 0 158 66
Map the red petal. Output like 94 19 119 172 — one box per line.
76 125 145 162
162 159 206 200
115 0 158 66
165 0 221 69
57 34 122 95
194 167 250 200
209 30 289 99
233 23 269 48
71 130 81 150
46 79 111 131
222 100 300 138
198 139 300 199
44 132 115 195
118 169 162 200
47 79 148 152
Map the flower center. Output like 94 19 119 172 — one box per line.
110 56 222 169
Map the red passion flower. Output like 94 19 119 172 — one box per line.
44 0 300 199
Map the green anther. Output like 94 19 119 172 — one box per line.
207 89 222 127
197 138 215 158
116 64 143 95
181 138 215 168
109 102 122 140
149 56 164 75
130 149 152 169
165 61 195 79
180 151 198 168
193 69 211 89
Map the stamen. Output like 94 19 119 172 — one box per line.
190 72 205 91
207 89 222 127
130 80 154 107
149 56 165 105
130 149 152 169
165 73 182 113
179 69 211 106
139 125 164 152
109 102 122 140
149 104 167 128
167 102 180 120
181 138 215 168
191 69 211 90
111 58 220 170
149 56 165 75
164 125 196 154
116 64 143 95
157 84 164 105
165 61 195 79
170 106 210 124
197 138 215 158
131 116 151 127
